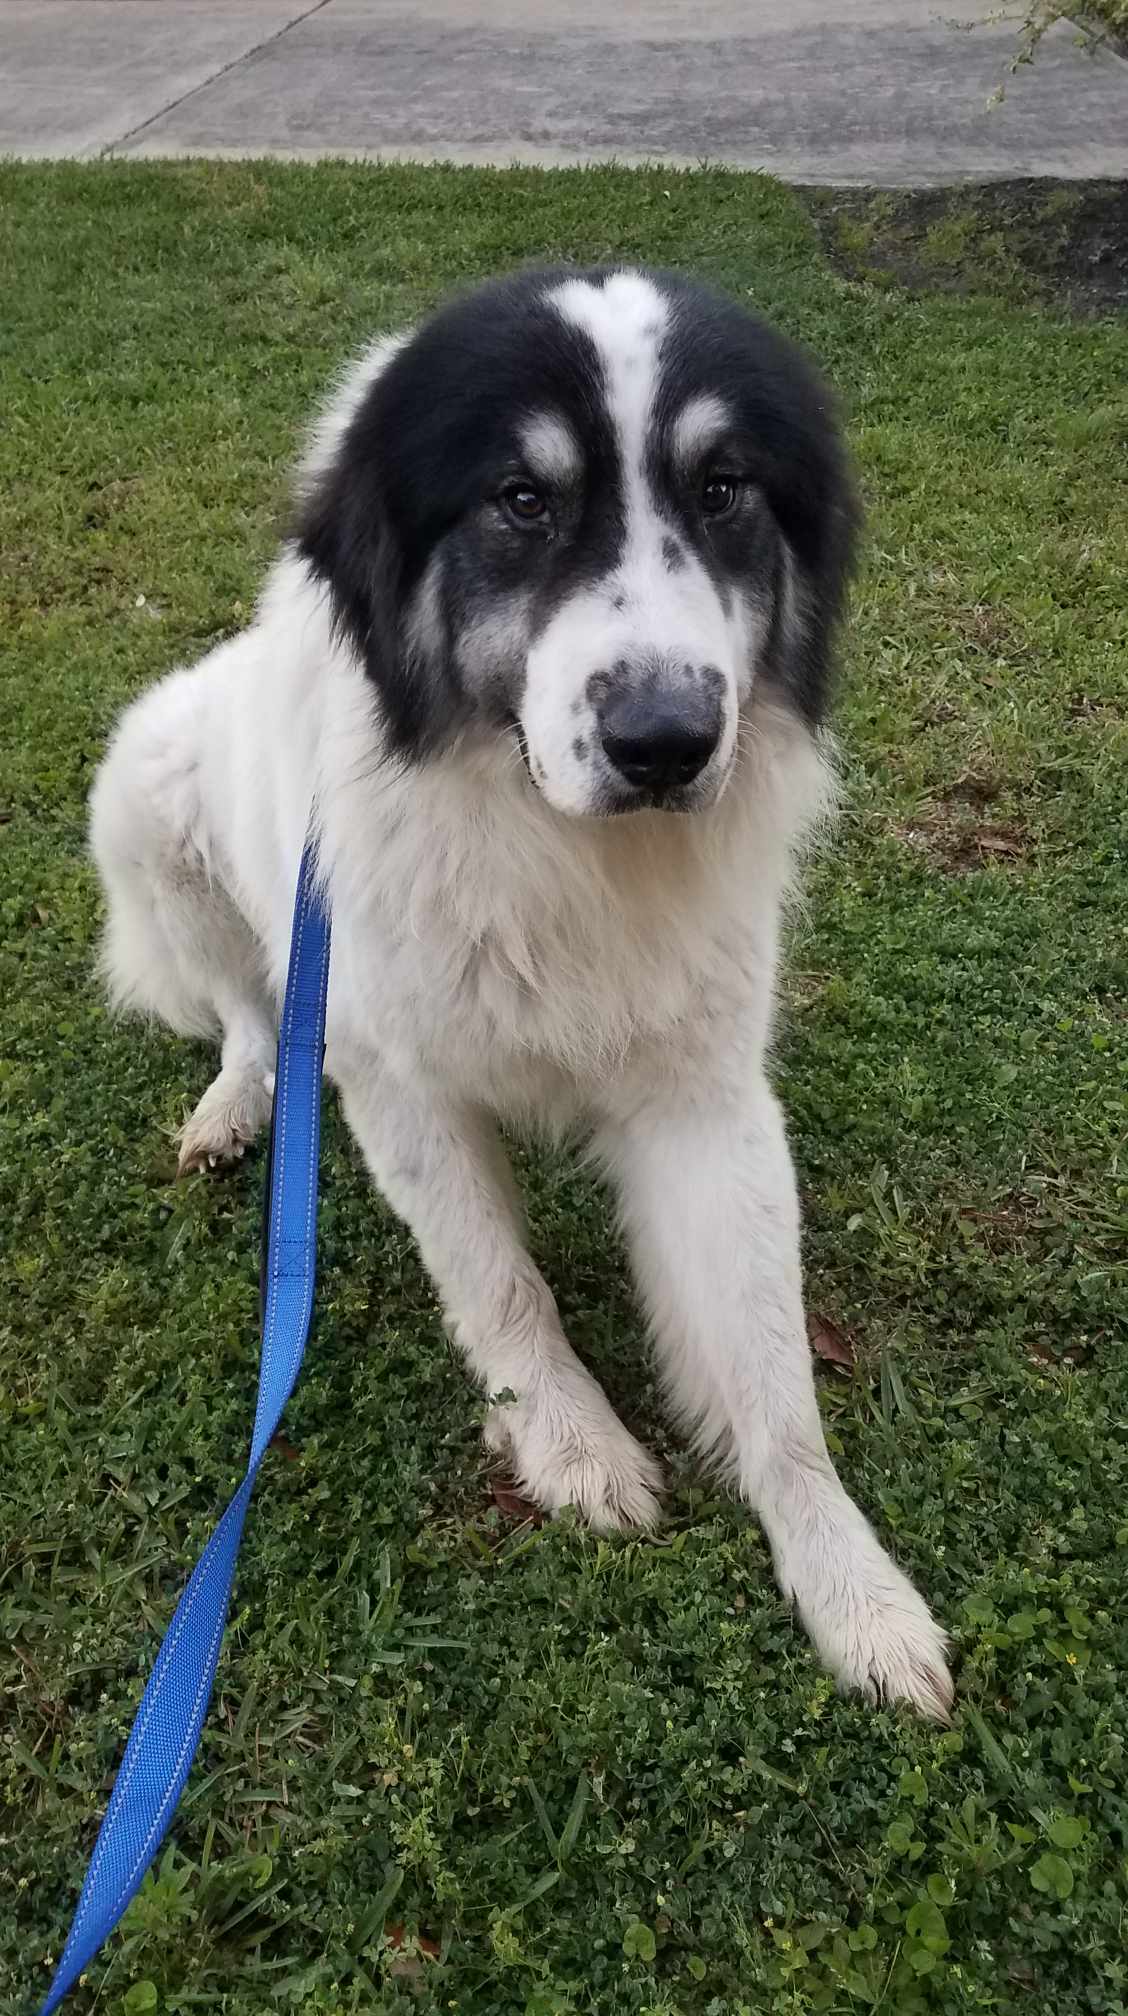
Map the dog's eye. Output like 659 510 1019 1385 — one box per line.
501 483 548 525
701 476 739 519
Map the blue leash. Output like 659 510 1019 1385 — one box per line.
40 841 331 2014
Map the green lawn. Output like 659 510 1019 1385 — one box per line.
1020 0 1128 53
2 162 1126 2016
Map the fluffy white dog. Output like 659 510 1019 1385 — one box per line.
90 266 951 1718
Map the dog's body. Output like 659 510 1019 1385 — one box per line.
90 268 951 1717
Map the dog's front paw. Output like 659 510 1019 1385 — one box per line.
776 1502 952 1721
807 1567 953 1722
177 1067 274 1176
484 1389 663 1533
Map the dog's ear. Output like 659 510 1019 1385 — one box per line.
769 451 860 729
757 385 860 730
295 433 455 761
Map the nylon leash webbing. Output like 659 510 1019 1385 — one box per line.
40 839 331 2013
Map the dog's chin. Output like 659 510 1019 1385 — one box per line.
596 757 732 820
536 773 726 821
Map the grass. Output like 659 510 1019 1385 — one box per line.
1018 0 1128 51
1 161 1126 2016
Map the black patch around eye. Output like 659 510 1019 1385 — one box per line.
647 269 859 728
295 263 633 758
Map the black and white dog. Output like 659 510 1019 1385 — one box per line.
91 267 951 1717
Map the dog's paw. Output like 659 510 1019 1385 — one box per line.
177 1067 274 1177
484 1392 663 1533
810 1571 953 1722
776 1505 952 1721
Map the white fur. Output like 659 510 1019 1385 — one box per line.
518 410 582 487
671 391 731 468
89 298 951 1719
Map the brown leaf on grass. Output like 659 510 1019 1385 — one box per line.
269 1433 301 1462
386 1923 441 1953
385 1924 441 1972
1026 1336 1091 1369
807 1312 856 1371
490 1476 543 1524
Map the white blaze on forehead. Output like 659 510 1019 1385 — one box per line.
549 271 668 530
519 273 750 817
671 392 731 470
518 410 582 487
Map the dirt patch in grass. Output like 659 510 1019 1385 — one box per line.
938 769 1004 811
807 178 1128 317
949 601 1033 663
892 804 1031 872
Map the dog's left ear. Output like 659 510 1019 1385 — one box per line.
295 430 453 761
760 390 860 731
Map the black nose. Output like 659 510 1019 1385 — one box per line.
599 691 720 794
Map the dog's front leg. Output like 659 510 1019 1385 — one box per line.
336 1059 662 1531
599 1072 952 1718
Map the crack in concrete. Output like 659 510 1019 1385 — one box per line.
101 0 335 158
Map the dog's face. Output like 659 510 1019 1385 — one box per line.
298 267 856 817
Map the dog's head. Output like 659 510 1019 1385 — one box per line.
297 266 856 817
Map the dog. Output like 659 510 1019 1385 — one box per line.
90 265 952 1718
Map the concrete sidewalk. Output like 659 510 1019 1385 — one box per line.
1 0 1125 185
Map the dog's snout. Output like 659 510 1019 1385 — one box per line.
599 684 721 795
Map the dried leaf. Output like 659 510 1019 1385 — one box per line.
385 1923 441 1965
269 1433 301 1462
490 1476 543 1524
807 1312 855 1370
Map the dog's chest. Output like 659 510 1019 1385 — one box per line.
329 789 760 1102
395 865 717 1089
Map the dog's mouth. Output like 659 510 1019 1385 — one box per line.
599 779 710 817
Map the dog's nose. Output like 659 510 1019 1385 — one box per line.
599 691 720 793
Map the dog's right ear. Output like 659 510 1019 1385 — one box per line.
294 429 451 762
294 439 408 742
